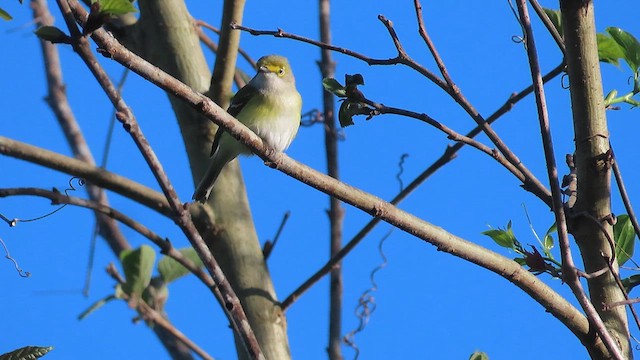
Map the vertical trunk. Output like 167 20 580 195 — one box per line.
318 0 344 359
134 0 291 358
560 1 631 358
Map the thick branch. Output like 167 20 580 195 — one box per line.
561 0 630 358
516 1 621 359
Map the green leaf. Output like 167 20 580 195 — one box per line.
120 245 156 298
0 346 53 360
614 214 636 266
158 247 204 284
322 78 347 97
607 27 640 75
34 26 70 44
482 221 516 249
77 294 117 320
597 33 625 66
0 8 12 21
513 257 526 266
93 0 137 15
542 8 562 36
469 351 489 360
622 274 640 293
542 222 556 257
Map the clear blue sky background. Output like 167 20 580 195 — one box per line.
2 1 639 359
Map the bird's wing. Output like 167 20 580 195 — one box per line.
210 84 259 157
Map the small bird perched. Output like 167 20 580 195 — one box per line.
193 55 302 202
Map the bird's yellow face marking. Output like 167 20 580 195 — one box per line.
257 55 290 78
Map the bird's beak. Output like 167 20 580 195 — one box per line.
259 65 269 73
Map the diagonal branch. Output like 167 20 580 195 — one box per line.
232 19 553 207
30 0 130 256
0 187 214 290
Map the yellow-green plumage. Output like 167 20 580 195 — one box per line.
193 55 302 202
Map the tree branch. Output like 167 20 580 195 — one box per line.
49 4 615 355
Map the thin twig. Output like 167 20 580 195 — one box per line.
232 17 553 207
611 146 640 241
281 62 565 310
411 1 551 206
196 19 256 69
0 187 214 288
362 99 527 185
602 254 640 332
262 211 290 260
529 0 566 55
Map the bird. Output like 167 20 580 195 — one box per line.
193 55 302 203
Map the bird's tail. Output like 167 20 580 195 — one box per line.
192 160 226 203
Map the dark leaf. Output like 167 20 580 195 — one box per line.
34 26 70 44
345 73 364 86
622 274 640 293
523 246 546 272
0 346 53 360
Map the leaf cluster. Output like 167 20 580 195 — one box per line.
78 245 204 320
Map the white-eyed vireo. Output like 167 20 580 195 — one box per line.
193 55 302 202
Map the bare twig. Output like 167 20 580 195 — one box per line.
611 146 640 241
515 1 622 359
411 2 551 206
0 187 214 290
262 211 290 260
281 62 566 311
529 0 566 55
232 18 553 207
196 19 256 69
601 254 640 332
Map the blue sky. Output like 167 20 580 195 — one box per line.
2 0 639 359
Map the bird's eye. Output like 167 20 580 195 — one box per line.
278 68 285 76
